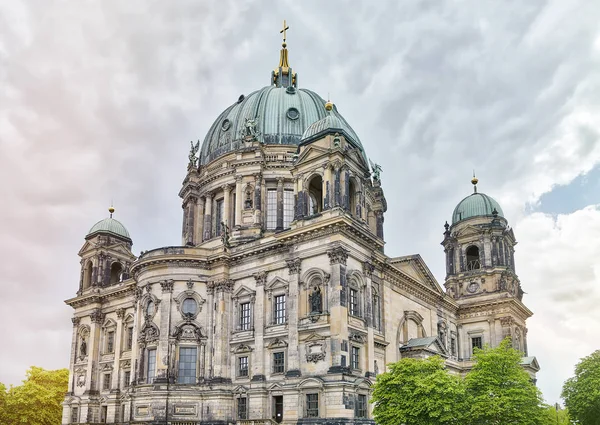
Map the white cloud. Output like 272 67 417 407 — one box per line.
516 205 600 403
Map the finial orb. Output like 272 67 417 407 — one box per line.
108 206 115 215
325 101 334 111
282 42 287 48
471 177 479 185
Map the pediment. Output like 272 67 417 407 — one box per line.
389 255 444 293
455 225 481 239
267 338 288 349
78 241 96 256
400 336 448 357
266 276 288 290
345 147 370 171
295 144 330 164
105 242 135 258
233 284 256 298
301 332 326 343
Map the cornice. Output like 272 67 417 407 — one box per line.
65 281 137 309
457 297 533 320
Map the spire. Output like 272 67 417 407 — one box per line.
471 171 479 193
272 20 297 88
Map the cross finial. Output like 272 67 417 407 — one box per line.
280 20 289 45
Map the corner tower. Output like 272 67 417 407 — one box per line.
442 177 535 372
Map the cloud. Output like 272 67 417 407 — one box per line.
0 0 599 404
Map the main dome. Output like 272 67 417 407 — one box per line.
452 192 504 225
198 41 365 166
200 86 331 165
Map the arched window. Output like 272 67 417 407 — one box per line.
110 262 123 284
83 261 93 290
348 179 357 216
466 246 480 270
308 175 323 215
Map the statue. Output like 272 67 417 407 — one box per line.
242 117 260 140
309 287 322 314
369 159 382 182
220 221 230 249
79 338 87 357
188 140 200 168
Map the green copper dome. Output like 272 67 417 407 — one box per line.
300 107 365 153
87 217 131 241
452 192 504 225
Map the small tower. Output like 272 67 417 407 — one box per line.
442 177 531 362
77 207 136 293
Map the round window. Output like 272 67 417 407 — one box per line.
182 298 197 315
286 107 300 120
221 119 231 131
146 301 154 316
467 282 479 294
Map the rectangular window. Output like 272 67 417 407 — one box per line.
147 349 156 383
471 336 483 352
178 347 198 384
103 373 111 390
107 331 114 353
273 352 285 374
274 294 286 324
372 294 380 330
451 337 456 356
237 397 248 420
355 394 367 418
126 326 133 350
215 199 224 236
240 302 251 331
238 356 249 377
306 393 319 418
71 407 78 423
283 189 294 228
101 406 107 423
266 189 277 230
351 346 360 369
124 370 131 388
349 289 359 316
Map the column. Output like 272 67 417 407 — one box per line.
195 197 205 243
254 174 262 225
334 165 341 207
285 259 302 377
155 280 174 383
235 176 243 226
211 279 233 379
203 193 213 240
132 291 142 384
276 178 284 231
68 317 80 393
343 167 350 211
186 196 197 246
252 272 267 380
327 246 349 373
323 164 332 210
111 308 125 389
223 184 231 226
363 262 376 377
206 285 215 379
86 309 104 393
295 174 305 219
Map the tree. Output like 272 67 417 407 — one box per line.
562 350 600 425
371 355 465 425
464 338 544 425
538 404 571 425
1 367 69 425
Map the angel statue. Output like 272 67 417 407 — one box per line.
369 159 383 182
242 117 260 140
188 140 200 168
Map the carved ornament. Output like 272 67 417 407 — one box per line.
328 247 348 265
286 258 302 275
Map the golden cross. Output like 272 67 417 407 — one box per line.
280 20 289 43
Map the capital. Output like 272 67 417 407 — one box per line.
253 271 268 286
328 246 348 265
286 258 302 275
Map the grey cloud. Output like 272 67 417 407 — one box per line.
1 0 599 404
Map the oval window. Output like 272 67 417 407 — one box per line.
286 107 300 120
221 119 231 131
146 301 154 316
182 298 197 315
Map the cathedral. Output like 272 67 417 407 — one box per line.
62 26 539 425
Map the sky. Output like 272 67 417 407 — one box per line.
1 0 599 405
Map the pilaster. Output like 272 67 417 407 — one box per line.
235 175 243 226
327 246 349 373
285 259 302 376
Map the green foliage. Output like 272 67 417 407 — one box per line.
562 350 600 425
0 367 69 425
371 338 546 425
371 356 465 425
464 338 544 425
538 404 571 425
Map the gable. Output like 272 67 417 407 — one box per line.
295 144 330 164
389 255 444 293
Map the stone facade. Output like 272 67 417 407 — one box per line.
62 39 537 425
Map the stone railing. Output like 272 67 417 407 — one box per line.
237 419 278 425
